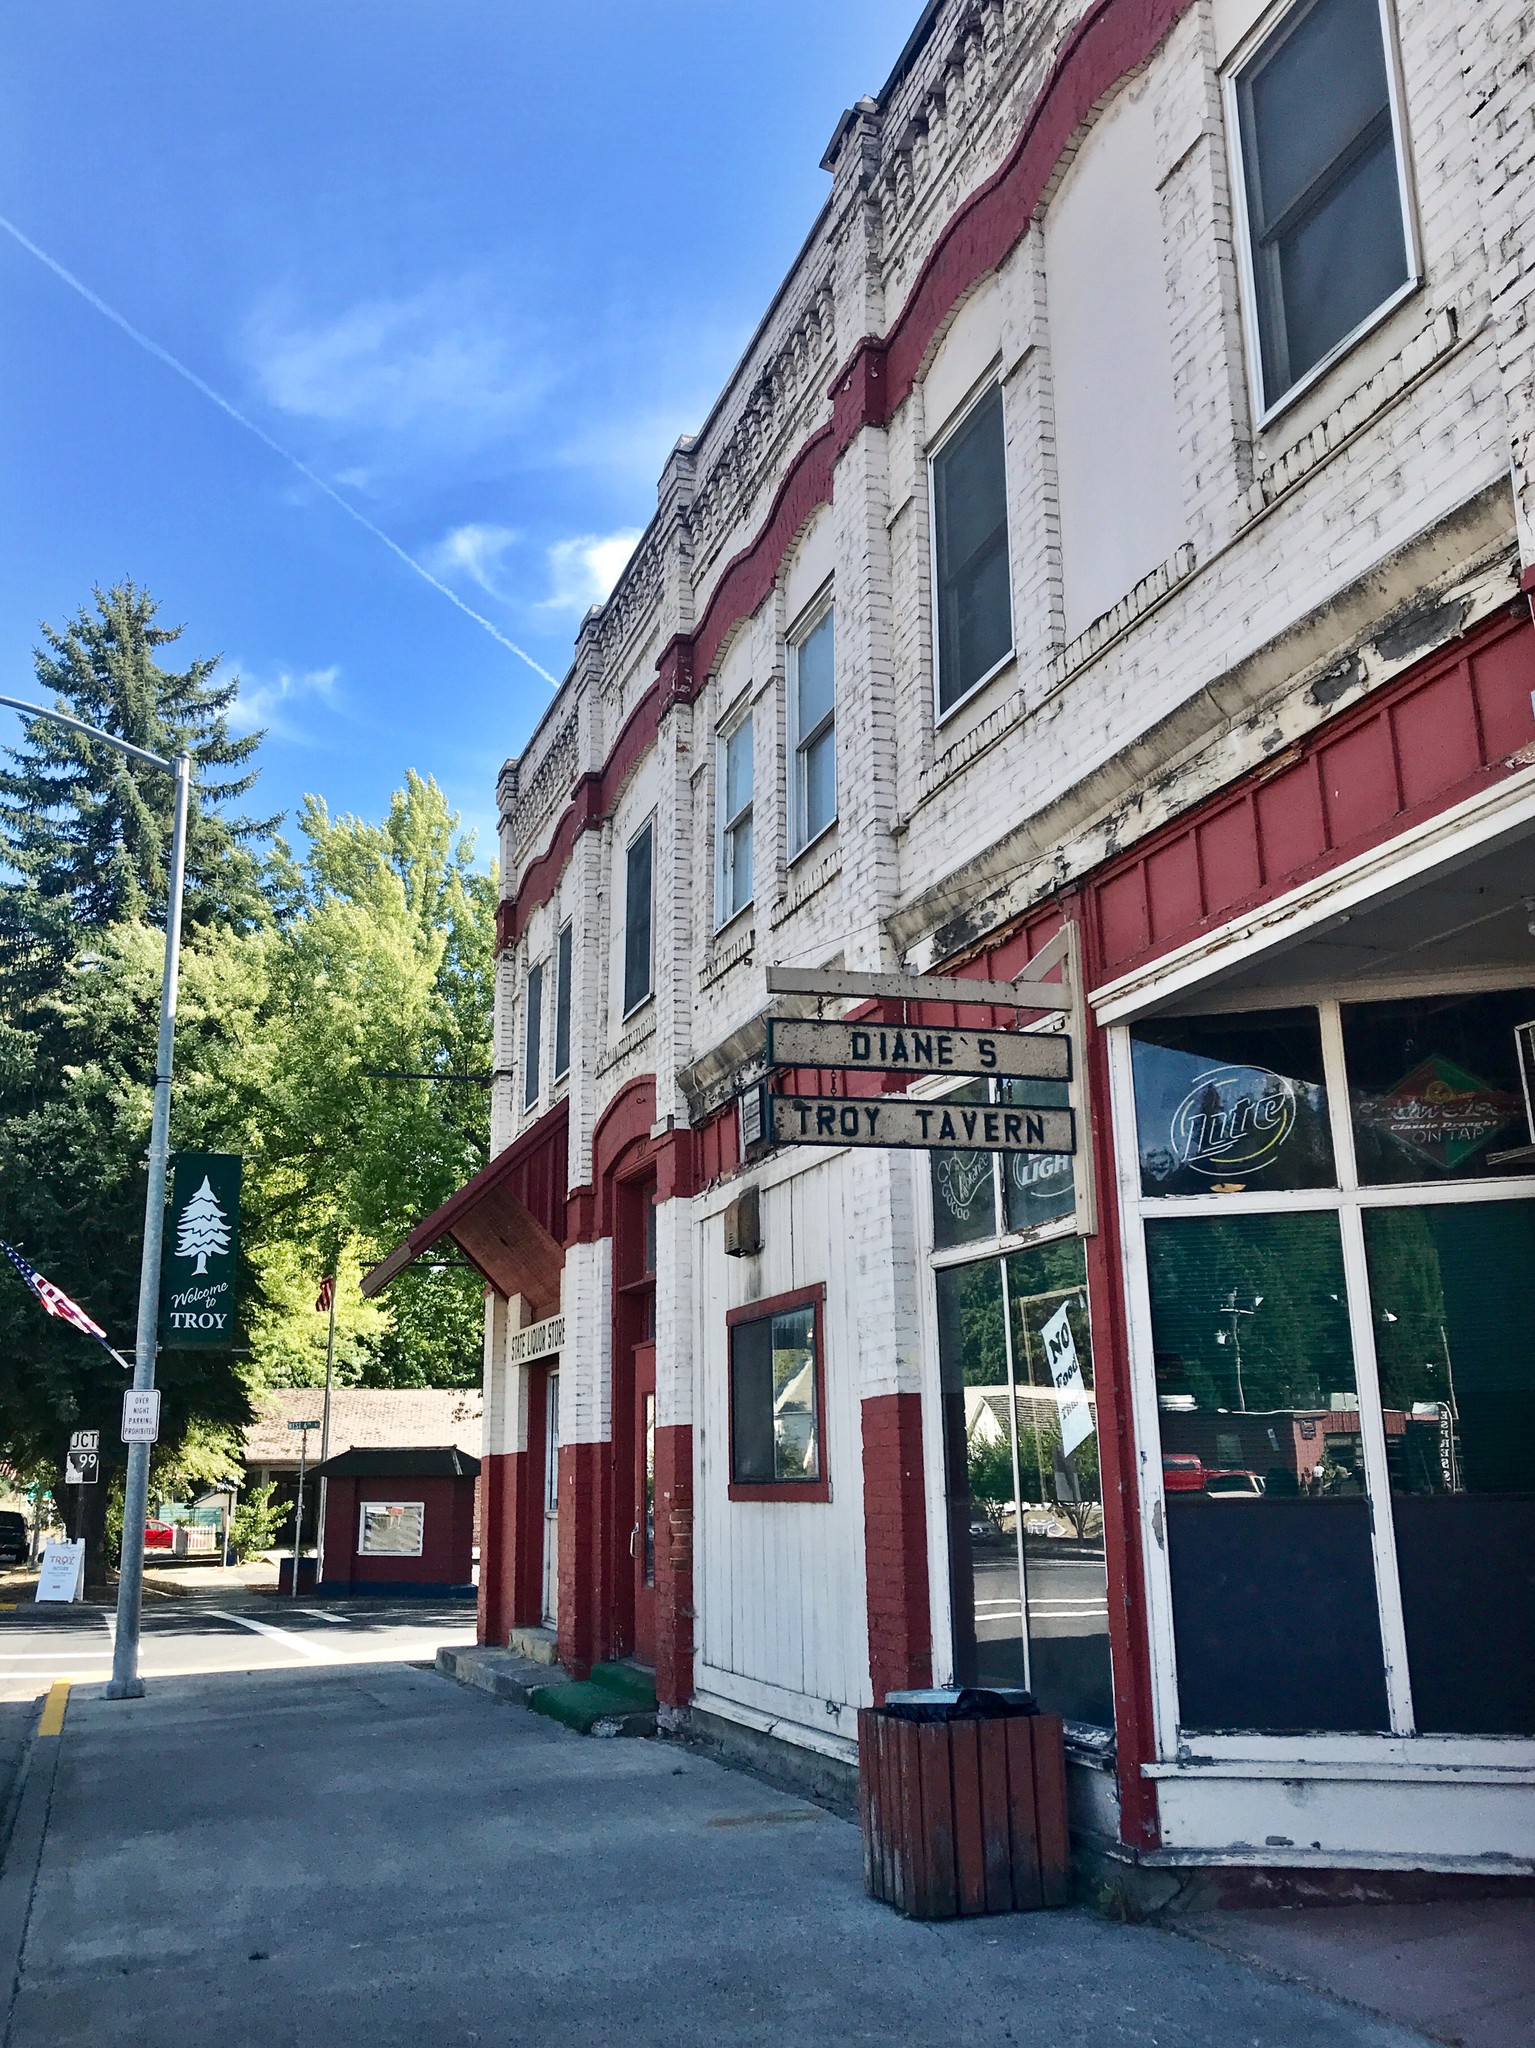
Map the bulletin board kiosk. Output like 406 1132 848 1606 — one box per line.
314 1446 480 1598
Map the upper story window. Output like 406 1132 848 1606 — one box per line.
552 920 573 1082
523 960 543 1109
931 382 1013 717
789 602 835 854
1232 0 1414 417
622 821 653 1017
716 712 754 926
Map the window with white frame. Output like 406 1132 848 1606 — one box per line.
1232 0 1414 415
932 382 1012 716
789 602 835 854
1125 989 1535 1740
552 920 572 1081
622 822 654 1016
716 712 754 925
523 959 543 1109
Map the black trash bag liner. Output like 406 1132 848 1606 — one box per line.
881 1686 1037 1722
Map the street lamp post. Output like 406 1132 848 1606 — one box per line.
0 693 190 1700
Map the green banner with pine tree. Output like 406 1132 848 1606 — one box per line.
159 1153 242 1348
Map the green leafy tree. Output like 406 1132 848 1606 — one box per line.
229 1479 285 1562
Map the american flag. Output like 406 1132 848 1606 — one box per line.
0 1241 109 1343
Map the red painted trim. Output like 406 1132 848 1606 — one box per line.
726 1283 831 1503
654 1420 695 1709
499 0 1198 947
861 1390 933 1704
1521 563 1535 594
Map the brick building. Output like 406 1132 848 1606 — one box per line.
370 0 1535 1881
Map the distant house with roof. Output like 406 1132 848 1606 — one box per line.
242 1388 483 1547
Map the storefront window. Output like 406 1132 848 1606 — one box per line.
1343 990 1533 1186
937 1237 1112 1728
1130 1009 1335 1197
1145 1211 1389 1732
1364 1200 1535 1734
930 1078 1075 1247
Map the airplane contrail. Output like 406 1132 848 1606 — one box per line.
0 213 560 687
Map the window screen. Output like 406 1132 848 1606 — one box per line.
1236 0 1410 407
523 962 543 1108
552 922 573 1080
623 824 653 1014
933 384 1012 712
730 1302 821 1485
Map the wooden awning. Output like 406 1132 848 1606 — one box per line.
361 1107 567 1317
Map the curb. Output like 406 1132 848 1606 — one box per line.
0 1686 68 2047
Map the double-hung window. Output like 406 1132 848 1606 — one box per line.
932 382 1013 716
789 603 835 854
716 713 754 925
552 920 573 1082
523 960 543 1109
1232 0 1414 416
622 823 653 1016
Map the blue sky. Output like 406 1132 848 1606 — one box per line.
0 1 917 858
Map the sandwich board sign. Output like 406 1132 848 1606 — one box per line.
159 1153 241 1347
36 1540 84 1603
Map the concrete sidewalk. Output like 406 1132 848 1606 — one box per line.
0 1660 1435 2048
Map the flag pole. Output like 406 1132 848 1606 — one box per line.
314 1273 339 1587
106 750 191 1698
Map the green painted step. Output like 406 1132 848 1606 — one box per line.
589 1661 658 1708
527 1678 653 1734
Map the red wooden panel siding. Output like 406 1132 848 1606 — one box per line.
1093 609 1535 980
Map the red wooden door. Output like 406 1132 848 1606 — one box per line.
633 1339 657 1666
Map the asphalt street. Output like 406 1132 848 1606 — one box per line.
0 1595 478 1702
0 1643 1429 2048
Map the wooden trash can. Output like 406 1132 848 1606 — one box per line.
858 1705 1070 1918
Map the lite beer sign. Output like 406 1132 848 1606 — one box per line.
159 1153 242 1347
766 1016 1070 1082
770 1094 1074 1154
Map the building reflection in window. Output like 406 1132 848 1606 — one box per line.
1145 1209 1389 1733
936 1236 1112 1728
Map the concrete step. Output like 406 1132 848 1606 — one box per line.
507 1624 560 1665
589 1660 658 1709
526 1679 656 1739
435 1644 565 1705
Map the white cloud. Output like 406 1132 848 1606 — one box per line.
541 530 642 614
425 522 520 598
230 662 340 742
246 280 548 444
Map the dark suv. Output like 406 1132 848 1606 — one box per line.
0 1512 28 1567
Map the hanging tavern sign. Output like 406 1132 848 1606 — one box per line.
766 1015 1070 1082
770 1094 1075 1154
159 1152 242 1347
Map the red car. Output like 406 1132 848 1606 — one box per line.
143 1521 175 1551
1161 1454 1206 1493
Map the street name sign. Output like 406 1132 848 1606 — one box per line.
287 1419 321 1431
767 1015 1069 1082
121 1389 162 1444
36 1540 84 1603
771 1094 1074 1153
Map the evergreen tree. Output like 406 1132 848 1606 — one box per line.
0 581 276 952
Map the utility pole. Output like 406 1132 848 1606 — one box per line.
0 694 191 1701
315 1271 339 1586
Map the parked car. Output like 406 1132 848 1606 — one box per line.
0 1511 28 1565
1203 1469 1266 1498
1160 1454 1206 1493
143 1521 175 1551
